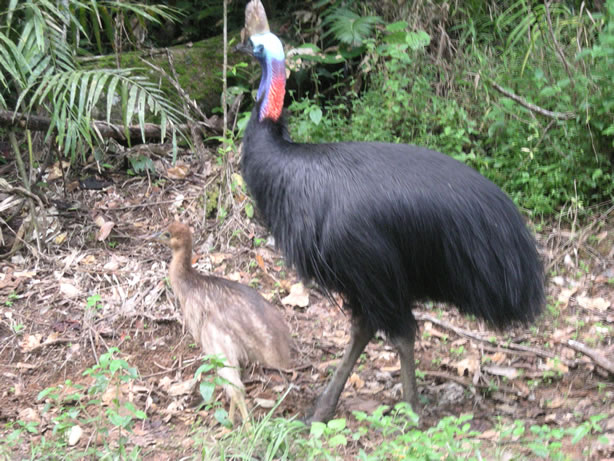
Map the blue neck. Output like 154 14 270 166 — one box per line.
257 57 286 121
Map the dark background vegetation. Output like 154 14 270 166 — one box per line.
1 0 613 218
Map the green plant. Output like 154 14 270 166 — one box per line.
86 294 103 311
354 404 480 460
0 347 146 458
0 0 184 164
194 355 233 427
289 3 614 216
4 291 18 306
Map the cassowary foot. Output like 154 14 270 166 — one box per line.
303 395 339 424
304 316 373 424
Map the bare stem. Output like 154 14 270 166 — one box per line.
8 130 42 254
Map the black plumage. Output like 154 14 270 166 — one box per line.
239 2 544 422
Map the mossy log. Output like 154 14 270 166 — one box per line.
85 33 243 115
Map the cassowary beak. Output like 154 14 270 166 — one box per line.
148 230 170 242
234 41 253 56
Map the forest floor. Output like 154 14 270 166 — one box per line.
0 148 613 460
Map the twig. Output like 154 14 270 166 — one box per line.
162 51 207 161
489 81 575 120
414 312 578 368
544 1 575 90
566 339 614 374
223 0 228 141
29 337 76 353
139 55 216 131
421 370 524 396
0 178 45 208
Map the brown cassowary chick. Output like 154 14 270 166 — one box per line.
159 221 293 422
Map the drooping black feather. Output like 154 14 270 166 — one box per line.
242 105 544 337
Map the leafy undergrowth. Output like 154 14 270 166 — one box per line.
0 152 613 460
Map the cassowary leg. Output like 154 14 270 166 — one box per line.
217 360 249 423
308 316 373 423
390 327 419 410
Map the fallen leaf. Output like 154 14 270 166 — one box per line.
477 429 499 440
281 282 309 307
210 252 232 265
68 425 83 446
348 373 364 390
93 215 106 227
551 276 566 286
47 161 70 181
159 376 173 392
60 282 80 298
255 398 276 408
81 254 96 265
232 173 245 191
543 358 569 374
168 378 197 396
255 253 267 273
455 357 480 377
547 396 565 409
104 257 120 271
380 365 400 373
166 163 190 179
483 352 507 365
557 287 578 308
97 221 115 241
21 334 42 353
102 385 121 406
483 365 518 380
18 408 40 423
170 194 185 212
344 397 381 413
54 232 68 245
577 295 610 312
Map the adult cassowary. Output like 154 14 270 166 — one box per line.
238 0 544 423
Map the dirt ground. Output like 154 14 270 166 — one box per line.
1 150 613 459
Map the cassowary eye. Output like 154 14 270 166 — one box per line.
253 44 264 56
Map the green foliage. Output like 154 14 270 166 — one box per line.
0 0 184 162
0 347 145 459
194 355 233 427
321 7 381 48
289 6 614 216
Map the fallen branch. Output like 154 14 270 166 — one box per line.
566 339 614 374
489 81 576 120
414 311 578 368
422 370 524 396
0 109 219 143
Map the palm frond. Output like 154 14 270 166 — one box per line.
21 68 184 156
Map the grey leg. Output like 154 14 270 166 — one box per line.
308 316 373 423
390 327 419 409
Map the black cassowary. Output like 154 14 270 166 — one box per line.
238 0 544 423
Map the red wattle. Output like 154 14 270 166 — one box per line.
263 75 285 121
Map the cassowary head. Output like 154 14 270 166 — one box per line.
156 221 192 253
237 0 286 122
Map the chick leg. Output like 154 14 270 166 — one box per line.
218 366 249 423
307 315 373 423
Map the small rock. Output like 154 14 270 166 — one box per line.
68 425 83 446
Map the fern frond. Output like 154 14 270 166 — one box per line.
322 8 381 47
